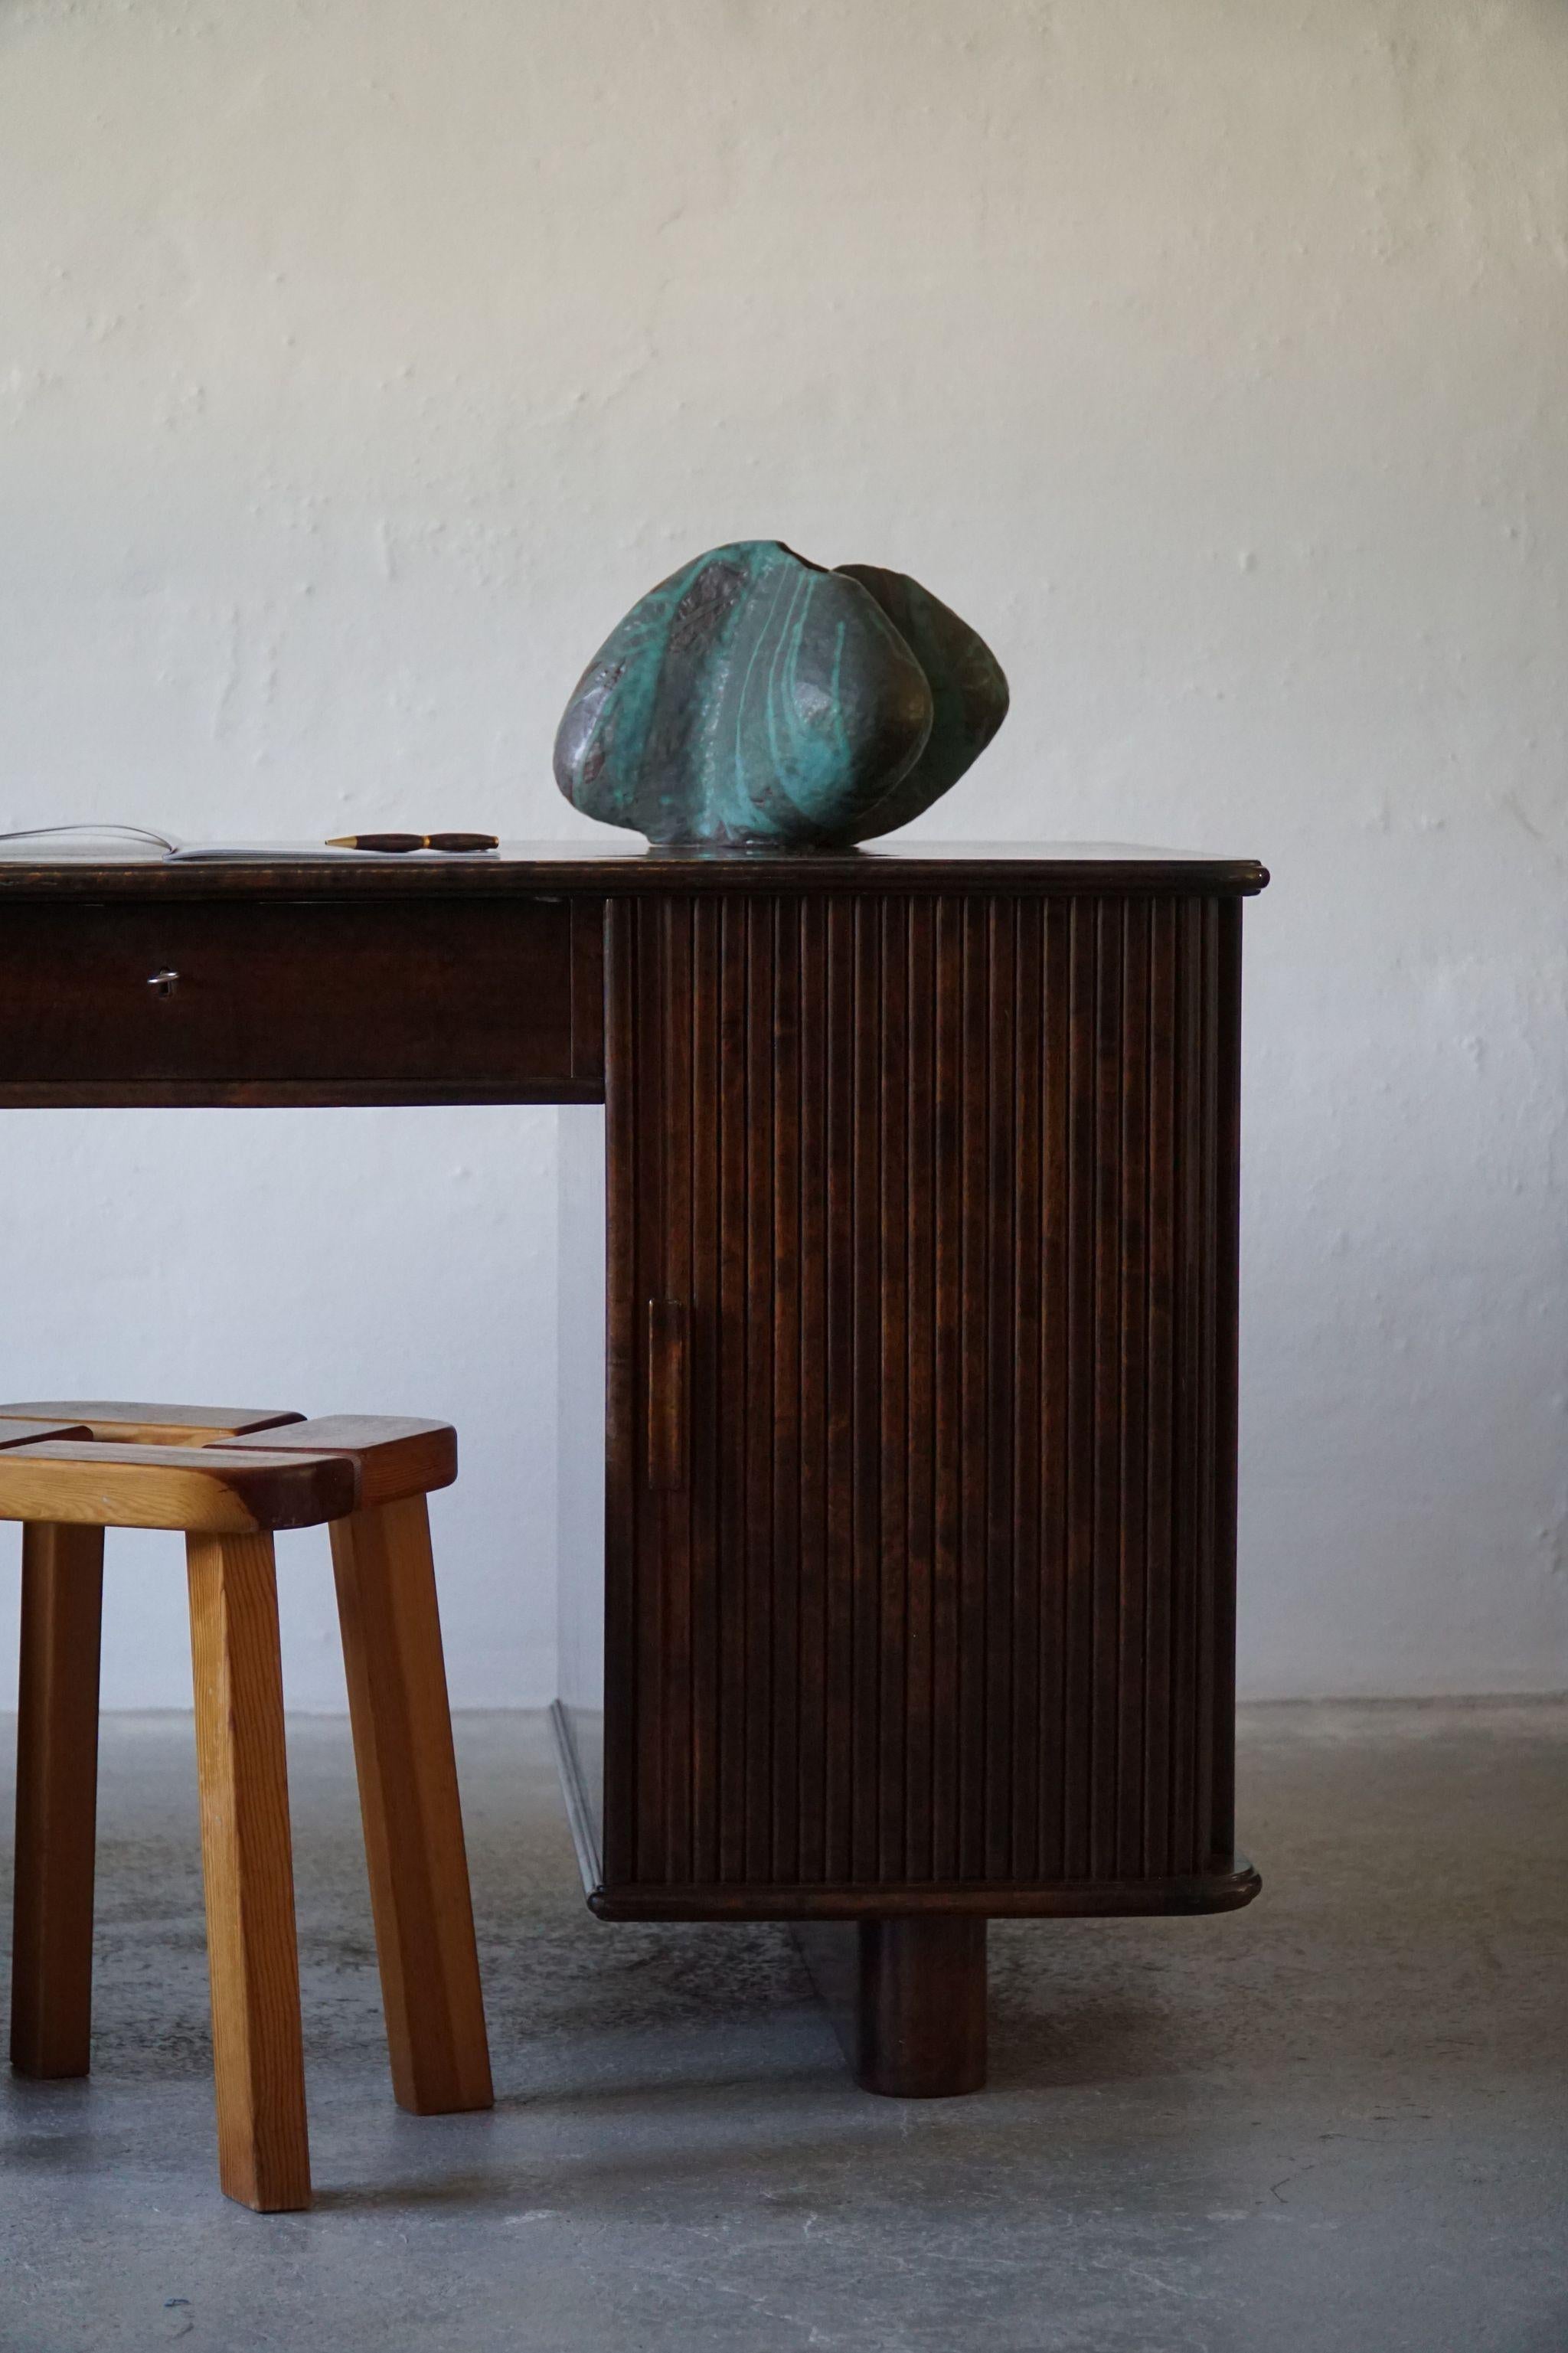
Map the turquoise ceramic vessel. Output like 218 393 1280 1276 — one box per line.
554 541 1008 848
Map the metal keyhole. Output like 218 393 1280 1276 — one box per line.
147 969 180 1000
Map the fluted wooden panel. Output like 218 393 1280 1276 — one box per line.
603 887 1243 1906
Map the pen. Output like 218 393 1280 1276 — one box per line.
326 832 500 854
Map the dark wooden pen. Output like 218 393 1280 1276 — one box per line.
326 832 499 854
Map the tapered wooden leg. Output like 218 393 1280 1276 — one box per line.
186 1531 310 2212
794 1917 988 2096
11 1523 105 2077
331 1498 492 2115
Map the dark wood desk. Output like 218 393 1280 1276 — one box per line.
0 839 1267 2096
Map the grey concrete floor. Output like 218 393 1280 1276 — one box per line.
1 1703 1564 2353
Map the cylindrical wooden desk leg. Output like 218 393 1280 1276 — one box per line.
858 1918 988 2097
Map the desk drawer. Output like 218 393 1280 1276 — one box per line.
0 897 605 1104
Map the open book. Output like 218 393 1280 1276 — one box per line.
0 827 367 862
0 825 178 858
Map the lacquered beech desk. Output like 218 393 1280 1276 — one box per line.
0 841 1267 2098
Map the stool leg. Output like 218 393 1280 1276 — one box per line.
11 1522 105 2077
331 1498 493 2115
186 1531 310 2212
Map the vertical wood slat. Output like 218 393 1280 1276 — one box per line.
1010 900 1044 1882
982 899 1016 1881
796 898 829 1884
903 897 938 1886
1039 900 1073 1882
1194 895 1223 1870
771 899 803 1886
1062 900 1097 1881
716 899 749 1883
603 887 1244 1900
1089 900 1124 1881
1169 894 1204 1874
877 898 910 1883
930 895 964 1884
823 898 857 1884
743 899 776 1881
849 900 882 1883
690 897 722 1884
956 900 988 1880
1209 897 1246 1869
1116 900 1152 1879
1143 896 1178 1880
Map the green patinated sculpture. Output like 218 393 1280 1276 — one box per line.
554 541 1008 848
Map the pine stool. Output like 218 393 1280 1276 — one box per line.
0 1401 492 2211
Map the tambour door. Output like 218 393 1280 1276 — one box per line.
597 885 1250 1919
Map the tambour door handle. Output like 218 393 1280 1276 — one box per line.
646 1299 689 1491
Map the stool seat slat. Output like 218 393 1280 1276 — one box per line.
0 1440 354 1533
219 1416 457 1506
0 1401 305 1446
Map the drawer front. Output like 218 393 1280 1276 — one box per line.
0 897 605 1103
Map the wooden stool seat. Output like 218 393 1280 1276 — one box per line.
0 1400 305 1444
0 1417 456 1533
5 1406 492 2212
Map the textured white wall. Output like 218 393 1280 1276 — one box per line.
0 0 1563 1703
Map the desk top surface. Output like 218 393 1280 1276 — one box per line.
0 840 1269 900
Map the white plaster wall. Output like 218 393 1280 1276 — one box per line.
0 0 1563 1703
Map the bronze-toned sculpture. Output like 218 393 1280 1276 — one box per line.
554 541 1008 848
